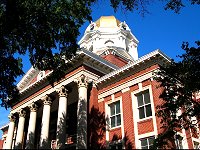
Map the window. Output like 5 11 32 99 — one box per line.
140 136 155 149
193 141 199 149
136 90 152 119
109 101 121 128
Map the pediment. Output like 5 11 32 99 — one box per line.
17 67 51 92
17 67 39 92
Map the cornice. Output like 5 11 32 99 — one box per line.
17 48 119 96
96 49 171 84
0 123 9 130
17 67 39 91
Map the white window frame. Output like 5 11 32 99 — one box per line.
133 86 154 122
131 84 158 149
109 100 121 128
136 89 152 120
140 135 155 149
105 96 123 130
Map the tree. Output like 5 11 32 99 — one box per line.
154 41 200 149
0 0 199 109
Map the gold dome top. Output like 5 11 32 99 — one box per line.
95 16 121 28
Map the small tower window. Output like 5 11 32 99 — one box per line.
105 40 114 46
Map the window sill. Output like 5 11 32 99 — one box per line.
138 117 153 123
110 126 121 131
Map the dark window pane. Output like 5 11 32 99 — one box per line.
148 136 155 145
139 107 145 119
137 94 143 107
141 139 147 146
144 91 150 104
111 116 115 127
146 104 152 117
116 101 120 114
110 104 115 116
116 114 121 126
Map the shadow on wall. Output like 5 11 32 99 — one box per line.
77 98 87 149
56 112 66 149
88 106 134 149
88 106 106 149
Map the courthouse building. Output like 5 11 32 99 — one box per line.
1 16 199 149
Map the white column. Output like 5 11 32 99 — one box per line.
26 102 38 149
5 113 16 149
15 109 26 148
56 85 68 149
74 74 88 149
40 94 52 148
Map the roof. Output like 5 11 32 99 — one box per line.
96 49 171 84
95 16 121 28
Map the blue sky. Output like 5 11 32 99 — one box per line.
0 0 200 138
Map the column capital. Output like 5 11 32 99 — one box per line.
18 109 26 118
41 94 52 105
29 102 38 112
8 113 16 122
74 74 88 88
56 85 68 97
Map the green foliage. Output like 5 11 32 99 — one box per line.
0 0 96 108
154 41 200 149
0 0 199 109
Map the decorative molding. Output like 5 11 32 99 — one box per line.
8 114 16 122
18 109 26 118
17 48 117 95
56 85 68 97
29 102 38 112
41 95 52 106
96 49 171 84
98 71 154 100
121 87 130 93
74 74 88 88
11 69 99 113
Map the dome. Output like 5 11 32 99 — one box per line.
85 16 123 32
95 16 121 28
79 16 139 61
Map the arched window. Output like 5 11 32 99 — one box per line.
104 40 114 46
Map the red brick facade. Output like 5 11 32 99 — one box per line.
1 51 199 149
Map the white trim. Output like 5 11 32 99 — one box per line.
138 131 155 139
131 85 157 149
138 133 155 149
120 99 125 139
138 83 142 91
149 84 158 136
11 69 100 113
105 96 123 140
121 87 130 93
98 71 154 100
96 49 171 84
131 90 139 148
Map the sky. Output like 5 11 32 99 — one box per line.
0 0 200 138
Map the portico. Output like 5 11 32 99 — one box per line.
4 72 95 149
